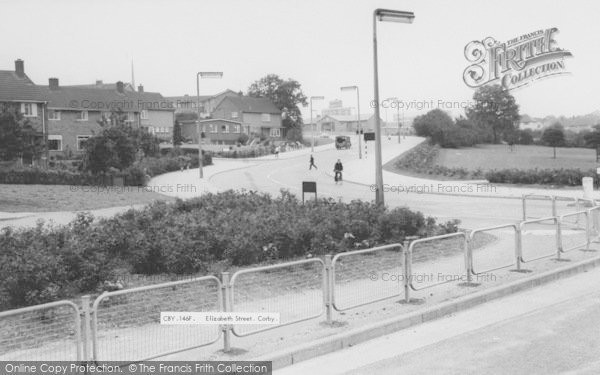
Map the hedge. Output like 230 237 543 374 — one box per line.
0 190 460 310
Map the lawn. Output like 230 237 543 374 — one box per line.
437 144 597 170
0 184 173 213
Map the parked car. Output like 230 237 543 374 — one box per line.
335 136 351 150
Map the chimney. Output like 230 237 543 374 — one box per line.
15 59 24 78
95 80 103 86
116 81 124 94
137 84 144 93
49 78 59 91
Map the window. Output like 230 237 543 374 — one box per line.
48 110 61 120
125 112 135 123
141 110 148 120
48 135 62 151
21 103 37 117
270 128 281 138
222 125 229 133
77 136 91 151
261 113 271 122
210 124 217 133
231 111 239 119
232 125 240 133
77 111 88 121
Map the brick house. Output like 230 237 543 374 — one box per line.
211 95 283 140
165 89 239 118
0 59 48 164
181 118 244 145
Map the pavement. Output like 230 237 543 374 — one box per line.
275 264 600 375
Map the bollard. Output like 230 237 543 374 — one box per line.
583 177 594 201
324 255 333 324
81 295 91 362
221 272 232 353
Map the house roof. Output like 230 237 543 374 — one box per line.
217 95 281 114
63 82 136 91
41 86 173 112
165 89 239 105
0 70 47 102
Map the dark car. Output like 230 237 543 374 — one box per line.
335 136 351 150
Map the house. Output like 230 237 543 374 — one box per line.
309 114 379 134
180 118 244 145
165 89 239 118
211 95 283 140
321 99 353 117
0 59 48 164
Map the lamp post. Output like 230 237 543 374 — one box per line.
372 8 414 205
341 85 362 159
310 96 324 152
196 71 223 178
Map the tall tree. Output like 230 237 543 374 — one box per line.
466 84 520 143
0 104 42 162
247 74 308 141
541 123 565 159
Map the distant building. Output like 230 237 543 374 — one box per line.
321 99 353 117
211 95 283 140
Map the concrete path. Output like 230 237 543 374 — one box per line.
275 265 600 375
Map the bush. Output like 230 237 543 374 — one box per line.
0 191 459 309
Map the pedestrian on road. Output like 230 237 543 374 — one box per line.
275 145 280 158
309 154 317 170
334 159 343 184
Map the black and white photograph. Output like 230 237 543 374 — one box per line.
1 0 600 373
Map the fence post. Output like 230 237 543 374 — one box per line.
515 225 523 271
81 295 91 362
324 255 333 324
221 272 232 353
556 217 563 260
402 240 411 303
552 196 557 217
586 211 591 250
522 195 527 221
464 233 472 284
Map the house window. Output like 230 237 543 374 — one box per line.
270 128 281 138
261 113 271 122
77 135 91 151
21 103 37 117
125 112 135 123
231 111 239 119
141 110 148 120
222 125 229 133
77 111 88 121
48 110 61 120
48 135 62 151
210 124 217 133
232 125 240 133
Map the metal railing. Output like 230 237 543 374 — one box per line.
468 224 518 274
519 217 561 263
91 275 221 362
330 244 403 312
229 258 325 337
0 300 81 361
558 211 589 253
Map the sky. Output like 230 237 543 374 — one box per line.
2 0 599 120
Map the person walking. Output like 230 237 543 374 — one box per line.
334 159 343 184
275 145 280 158
309 154 317 170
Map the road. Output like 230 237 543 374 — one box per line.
275 265 600 375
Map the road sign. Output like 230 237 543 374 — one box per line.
364 132 375 141
302 181 317 203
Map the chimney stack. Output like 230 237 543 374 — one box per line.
137 84 144 93
116 81 124 94
49 78 59 91
15 59 24 78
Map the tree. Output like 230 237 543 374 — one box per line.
0 104 42 163
584 125 600 149
412 109 454 144
247 74 307 142
466 84 520 143
541 123 565 159
172 120 184 146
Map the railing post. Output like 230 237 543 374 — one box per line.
522 195 527 221
515 225 523 271
221 272 232 353
324 255 333 324
556 217 563 260
552 196 557 217
80 295 91 362
464 233 472 284
402 240 411 303
586 211 591 250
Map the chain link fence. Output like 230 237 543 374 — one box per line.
331 244 403 311
230 258 324 337
0 301 81 360
91 276 221 362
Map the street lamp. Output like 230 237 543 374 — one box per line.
310 96 324 152
196 71 223 178
372 8 414 205
341 85 362 159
